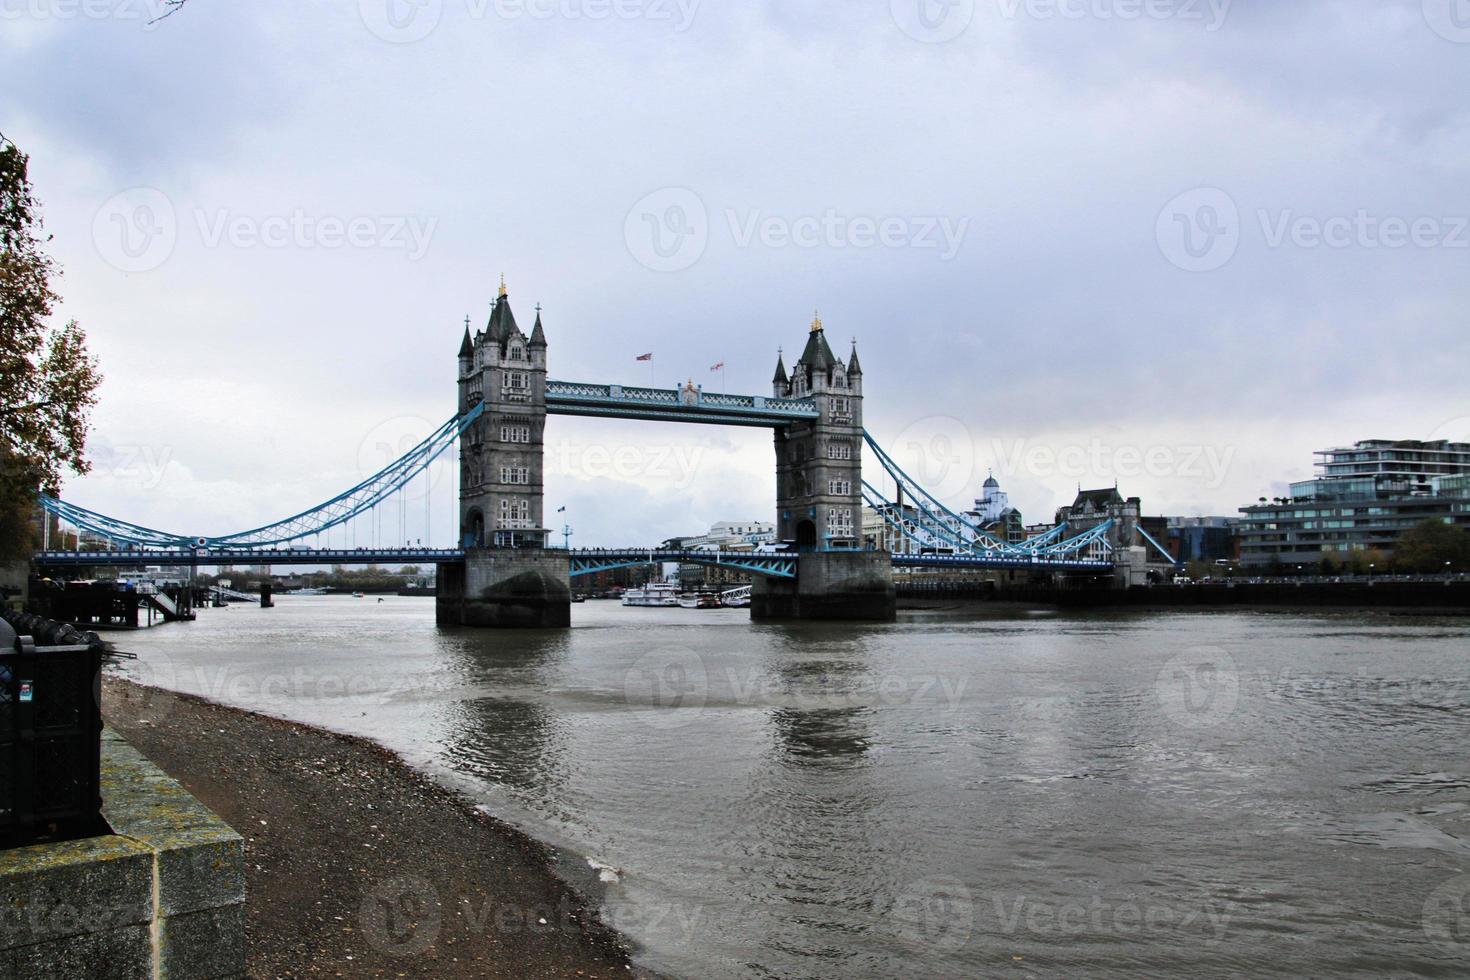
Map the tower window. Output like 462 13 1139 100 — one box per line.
498 498 531 528
827 508 854 536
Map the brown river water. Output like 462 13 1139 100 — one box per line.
113 596 1470 977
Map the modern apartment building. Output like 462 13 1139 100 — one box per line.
1237 439 1470 565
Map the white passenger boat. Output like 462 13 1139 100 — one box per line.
621 582 681 607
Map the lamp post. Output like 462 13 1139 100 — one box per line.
1368 563 1375 585
562 524 573 551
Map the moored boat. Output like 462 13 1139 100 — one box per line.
621 582 681 607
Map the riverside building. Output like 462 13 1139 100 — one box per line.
1236 439 1470 566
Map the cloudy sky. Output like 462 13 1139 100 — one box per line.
4 0 1469 547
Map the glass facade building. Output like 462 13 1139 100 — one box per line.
1237 439 1470 565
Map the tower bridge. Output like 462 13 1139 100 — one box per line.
31 280 1166 627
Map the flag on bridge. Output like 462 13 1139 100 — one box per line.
709 361 724 372
636 352 653 361
557 506 566 513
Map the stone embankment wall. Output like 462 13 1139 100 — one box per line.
1 731 246 978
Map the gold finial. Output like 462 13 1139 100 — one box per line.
498 274 507 298
810 310 823 333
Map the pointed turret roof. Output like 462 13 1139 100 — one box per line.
458 325 474 359
485 291 520 347
846 341 862 376
797 311 836 373
530 305 547 347
772 351 788 385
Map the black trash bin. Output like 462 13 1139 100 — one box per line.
0 617 104 848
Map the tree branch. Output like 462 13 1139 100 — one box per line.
0 400 53 419
147 0 191 25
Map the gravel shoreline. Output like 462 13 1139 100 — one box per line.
102 676 648 979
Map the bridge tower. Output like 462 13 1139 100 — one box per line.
437 279 571 628
755 314 895 621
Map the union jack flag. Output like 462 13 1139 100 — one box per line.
635 352 653 361
710 361 724 371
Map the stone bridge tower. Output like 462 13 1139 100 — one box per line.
755 314 894 621
438 278 569 628
456 278 548 549
770 314 865 550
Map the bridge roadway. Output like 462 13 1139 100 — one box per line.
32 547 1115 575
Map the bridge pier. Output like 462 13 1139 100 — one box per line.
436 549 571 628
750 551 896 622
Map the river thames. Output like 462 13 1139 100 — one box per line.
111 596 1470 977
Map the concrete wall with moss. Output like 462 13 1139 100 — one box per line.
1 730 245 979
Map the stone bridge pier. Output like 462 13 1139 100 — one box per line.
750 551 896 622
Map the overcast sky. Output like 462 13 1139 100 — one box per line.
5 0 1469 547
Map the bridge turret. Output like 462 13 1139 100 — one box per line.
529 305 547 363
